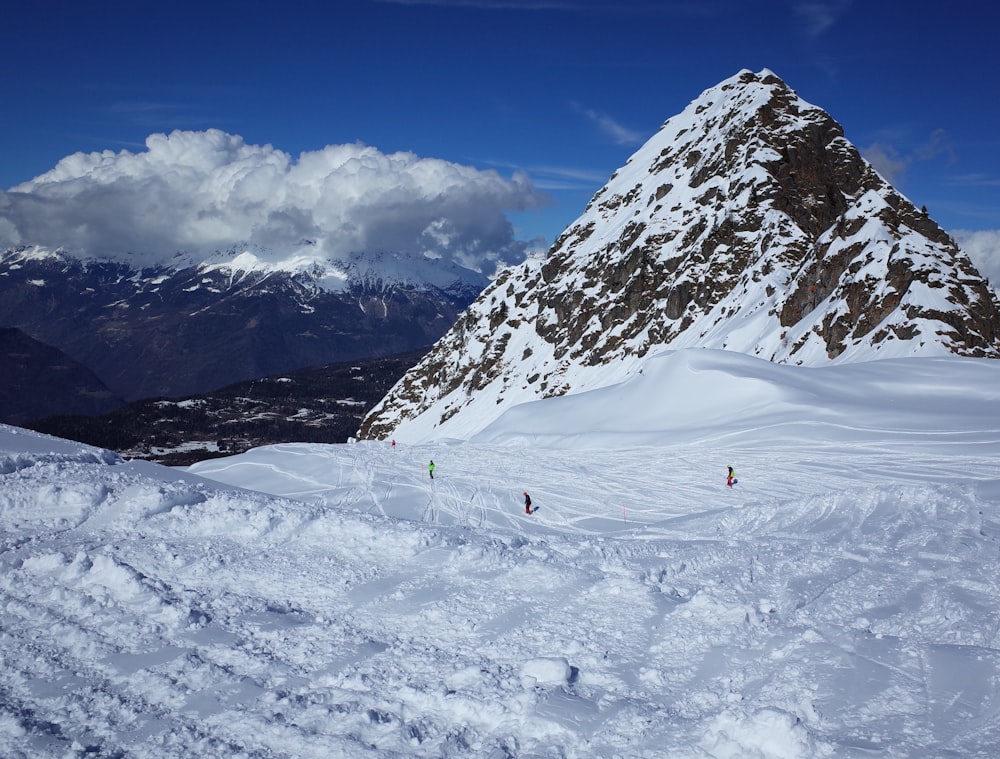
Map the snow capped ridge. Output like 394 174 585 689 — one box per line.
2 241 488 295
194 246 488 293
360 69 1000 443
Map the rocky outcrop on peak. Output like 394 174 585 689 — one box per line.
359 69 1000 442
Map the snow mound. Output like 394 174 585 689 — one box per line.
471 349 1000 449
520 657 573 688
700 708 828 759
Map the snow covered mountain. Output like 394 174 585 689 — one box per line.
0 245 486 402
360 69 1000 443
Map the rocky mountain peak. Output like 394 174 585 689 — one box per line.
359 69 1000 442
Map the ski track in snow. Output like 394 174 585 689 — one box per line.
3 424 1000 757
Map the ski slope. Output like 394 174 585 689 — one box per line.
3 350 1000 757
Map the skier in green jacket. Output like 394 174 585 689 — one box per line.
428 460 435 480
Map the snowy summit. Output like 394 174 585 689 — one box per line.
360 69 1000 443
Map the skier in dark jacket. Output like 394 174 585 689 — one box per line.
524 491 532 514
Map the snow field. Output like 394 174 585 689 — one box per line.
186 433 1000 757
3 350 1000 757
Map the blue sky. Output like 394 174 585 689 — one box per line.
2 0 999 267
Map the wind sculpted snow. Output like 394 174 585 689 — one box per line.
3 351 1000 757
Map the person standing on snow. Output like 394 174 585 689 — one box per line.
727 465 735 487
524 491 532 515
428 460 435 480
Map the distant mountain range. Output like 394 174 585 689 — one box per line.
0 246 486 411
360 69 1000 442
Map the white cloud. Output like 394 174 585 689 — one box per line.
794 0 852 38
861 130 955 185
577 106 645 146
495 162 611 191
860 142 908 183
0 129 545 273
953 229 1000 290
945 173 1000 188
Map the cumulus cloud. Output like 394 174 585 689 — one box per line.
0 129 545 273
953 229 1000 291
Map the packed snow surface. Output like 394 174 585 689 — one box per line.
3 349 1000 757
